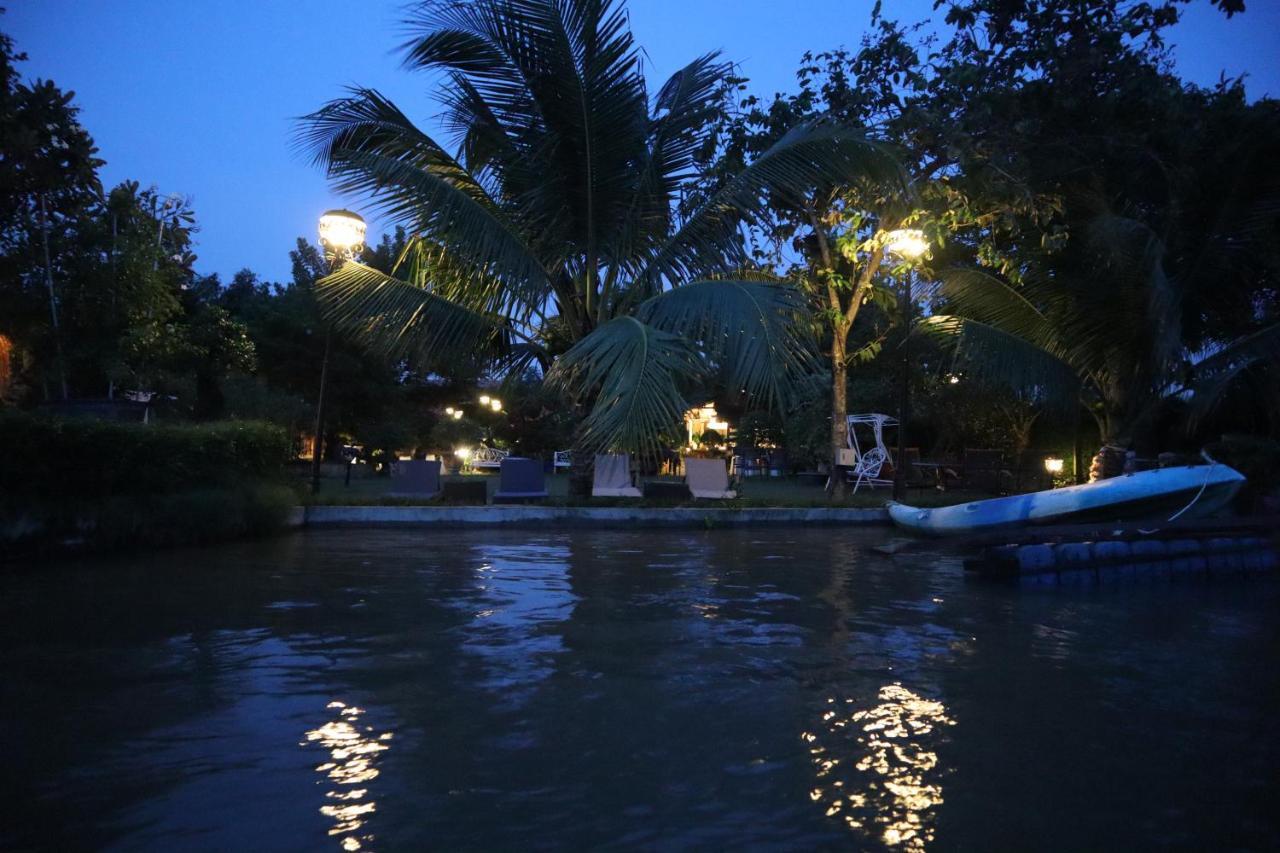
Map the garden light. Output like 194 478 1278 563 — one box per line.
455 446 471 460
490 399 502 411
1044 457 1065 475
445 406 455 415
317 209 367 256
479 394 491 405
884 228 928 259
452 410 463 420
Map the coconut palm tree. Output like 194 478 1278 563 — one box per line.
298 0 903 459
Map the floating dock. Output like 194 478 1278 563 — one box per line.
963 516 1280 584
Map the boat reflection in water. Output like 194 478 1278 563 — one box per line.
303 701 394 852
804 684 955 850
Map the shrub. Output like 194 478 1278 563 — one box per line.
1204 434 1280 511
0 415 291 503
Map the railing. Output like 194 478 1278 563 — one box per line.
470 444 509 470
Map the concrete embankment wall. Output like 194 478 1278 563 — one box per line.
300 505 889 529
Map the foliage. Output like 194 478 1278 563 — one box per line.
0 415 291 501
298 0 902 459
1203 434 1280 509
428 415 482 453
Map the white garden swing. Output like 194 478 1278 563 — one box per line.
845 413 898 493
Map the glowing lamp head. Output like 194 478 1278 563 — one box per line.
1044 456 1065 475
444 406 455 415
455 446 471 460
489 399 502 412
452 410 463 420
884 228 928 260
479 394 491 405
318 209 367 255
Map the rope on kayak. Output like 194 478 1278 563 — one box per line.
1138 450 1219 535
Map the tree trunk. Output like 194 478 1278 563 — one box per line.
827 324 850 498
37 193 69 400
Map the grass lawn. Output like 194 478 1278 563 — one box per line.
304 469 990 508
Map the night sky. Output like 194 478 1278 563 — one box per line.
8 0 1278 284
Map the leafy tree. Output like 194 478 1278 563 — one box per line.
0 23 102 399
923 0 1280 474
298 0 903 460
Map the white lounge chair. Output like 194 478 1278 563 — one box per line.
684 457 737 500
592 453 641 497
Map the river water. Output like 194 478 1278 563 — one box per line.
2 528 1276 851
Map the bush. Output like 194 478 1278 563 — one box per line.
1204 433 1280 511
0 415 291 503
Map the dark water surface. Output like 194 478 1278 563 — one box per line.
2 528 1277 851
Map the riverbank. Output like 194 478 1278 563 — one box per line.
299 504 889 528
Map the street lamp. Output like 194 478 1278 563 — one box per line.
311 209 367 495
883 228 928 501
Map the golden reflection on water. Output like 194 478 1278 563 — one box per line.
803 684 955 850
302 701 394 852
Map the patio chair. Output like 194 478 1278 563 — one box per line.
684 457 737 500
388 459 441 498
592 453 641 497
493 456 549 502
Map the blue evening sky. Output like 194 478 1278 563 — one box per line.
7 0 1278 283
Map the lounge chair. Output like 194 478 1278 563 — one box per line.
592 453 641 497
388 459 441 498
684 457 737 500
493 456 549 502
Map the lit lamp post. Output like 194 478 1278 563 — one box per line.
310 209 366 495
884 228 929 501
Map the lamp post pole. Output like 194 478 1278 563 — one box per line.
882 228 927 501
893 270 912 501
310 210 366 496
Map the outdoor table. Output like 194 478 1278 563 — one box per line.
912 461 949 491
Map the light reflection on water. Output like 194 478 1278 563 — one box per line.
302 701 394 852
805 683 955 850
1 529 1276 851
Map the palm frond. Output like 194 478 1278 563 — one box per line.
606 53 729 270
327 148 553 318
1184 320 1280 425
936 268 1063 356
635 120 905 292
316 263 503 364
636 280 817 410
921 315 1080 411
546 316 702 458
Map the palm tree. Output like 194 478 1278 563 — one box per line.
298 0 902 459
928 210 1280 479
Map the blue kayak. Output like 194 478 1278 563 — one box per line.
888 464 1246 536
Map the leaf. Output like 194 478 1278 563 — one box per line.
636 280 818 410
920 315 1080 411
546 316 702 459
316 262 503 364
636 120 906 292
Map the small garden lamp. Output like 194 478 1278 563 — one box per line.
489 398 502 412
311 208 366 495
479 394 491 405
1044 456 1065 475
